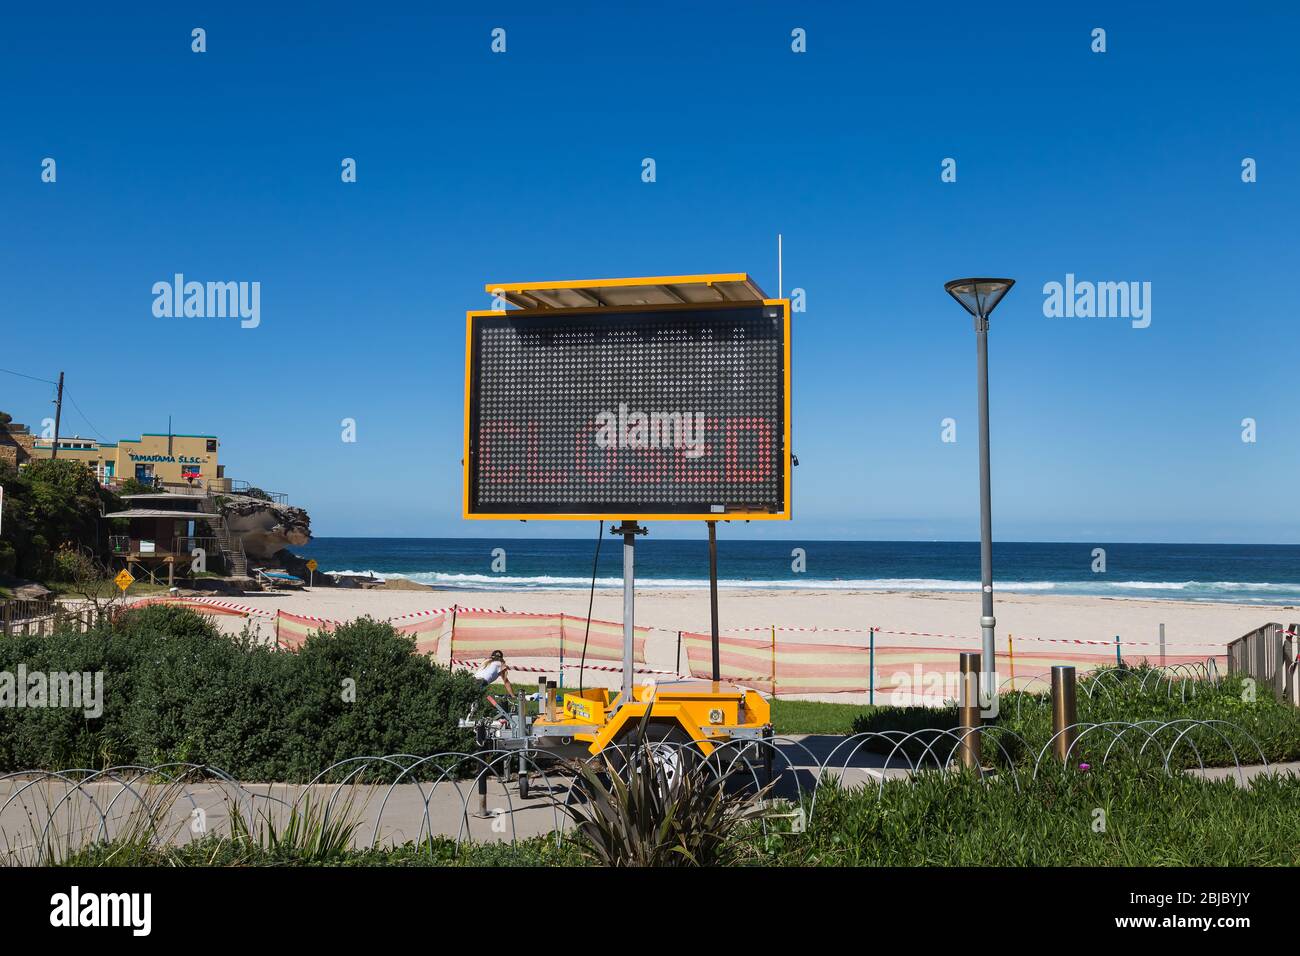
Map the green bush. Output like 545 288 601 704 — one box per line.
0 605 480 780
849 664 1300 769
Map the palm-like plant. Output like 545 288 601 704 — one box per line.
563 716 771 867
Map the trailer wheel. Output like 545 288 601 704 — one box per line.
610 723 696 791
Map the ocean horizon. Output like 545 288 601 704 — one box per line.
294 538 1300 606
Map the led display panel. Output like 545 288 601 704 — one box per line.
464 302 790 519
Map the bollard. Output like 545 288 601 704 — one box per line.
957 652 982 770
1051 665 1078 764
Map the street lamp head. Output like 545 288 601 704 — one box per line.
944 278 1015 322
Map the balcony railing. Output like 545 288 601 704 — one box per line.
228 479 288 504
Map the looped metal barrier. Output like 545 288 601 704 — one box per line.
0 708 1269 864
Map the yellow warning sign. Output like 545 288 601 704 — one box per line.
114 569 135 591
306 559 318 572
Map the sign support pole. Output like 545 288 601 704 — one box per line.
614 520 646 706
708 520 721 681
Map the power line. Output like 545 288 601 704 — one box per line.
64 392 108 443
0 366 58 386
0 367 108 442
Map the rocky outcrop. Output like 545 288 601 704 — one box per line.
218 495 311 562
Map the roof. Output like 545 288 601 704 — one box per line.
103 509 222 520
483 273 770 311
120 493 208 501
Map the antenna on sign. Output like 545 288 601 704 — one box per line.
777 233 783 299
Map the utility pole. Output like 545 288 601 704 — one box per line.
50 371 65 459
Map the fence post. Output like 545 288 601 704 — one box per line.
957 652 982 770
770 625 777 698
449 605 458 663
557 613 564 689
2 600 10 637
868 627 876 706
1007 632 1016 691
675 630 682 677
1115 634 1122 667
1159 623 1165 667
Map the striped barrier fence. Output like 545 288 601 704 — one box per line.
448 610 649 665
390 610 448 656
275 609 339 650
681 631 775 694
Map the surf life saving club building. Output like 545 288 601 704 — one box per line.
31 433 220 486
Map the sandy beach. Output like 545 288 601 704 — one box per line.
202 586 1286 702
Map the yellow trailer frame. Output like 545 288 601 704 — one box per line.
531 679 772 757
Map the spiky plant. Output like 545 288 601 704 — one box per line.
562 715 771 867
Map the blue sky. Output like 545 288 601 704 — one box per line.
2 2 1297 542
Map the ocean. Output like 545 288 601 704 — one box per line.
294 538 1300 605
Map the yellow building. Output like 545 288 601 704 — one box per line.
29 433 222 488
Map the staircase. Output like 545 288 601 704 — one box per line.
200 494 248 577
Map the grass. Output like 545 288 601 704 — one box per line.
763 767 1300 866
770 698 873 735
59 833 585 867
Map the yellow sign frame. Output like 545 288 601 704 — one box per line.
463 280 792 522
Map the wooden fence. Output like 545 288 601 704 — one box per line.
1227 622 1299 707
0 598 109 636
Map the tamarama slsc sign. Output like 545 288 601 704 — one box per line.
463 274 792 521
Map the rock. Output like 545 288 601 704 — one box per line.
376 577 434 592
219 494 311 562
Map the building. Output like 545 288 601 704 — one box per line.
26 433 224 488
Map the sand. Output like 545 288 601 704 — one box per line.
211 585 1290 645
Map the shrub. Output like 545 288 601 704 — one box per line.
0 605 479 780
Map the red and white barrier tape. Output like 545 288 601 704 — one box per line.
452 659 680 677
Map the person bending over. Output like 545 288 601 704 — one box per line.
473 649 514 697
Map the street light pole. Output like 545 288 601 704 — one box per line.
974 311 996 704
944 278 1015 710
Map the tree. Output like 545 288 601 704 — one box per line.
0 458 122 581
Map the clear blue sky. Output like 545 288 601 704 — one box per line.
2 2 1297 542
